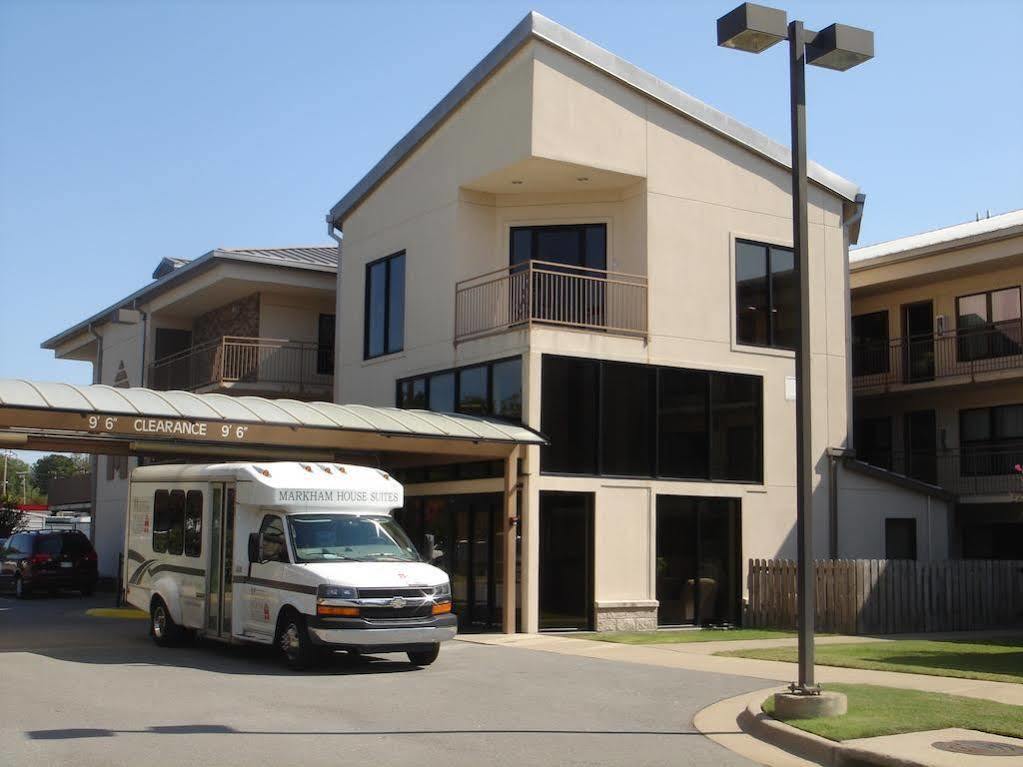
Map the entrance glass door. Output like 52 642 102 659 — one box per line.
396 493 504 632
538 492 594 631
902 301 935 383
205 483 236 637
656 496 741 626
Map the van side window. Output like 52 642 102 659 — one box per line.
153 490 185 555
259 515 288 563
184 491 203 558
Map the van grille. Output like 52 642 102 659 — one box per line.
357 587 432 599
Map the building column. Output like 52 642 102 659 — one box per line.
520 446 540 633
503 445 519 634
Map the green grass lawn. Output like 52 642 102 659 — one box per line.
721 637 1023 684
572 628 795 644
763 683 1023 741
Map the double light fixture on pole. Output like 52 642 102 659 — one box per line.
717 3 873 698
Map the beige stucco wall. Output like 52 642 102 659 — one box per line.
332 39 895 630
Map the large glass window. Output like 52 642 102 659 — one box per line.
510 224 607 270
601 362 655 476
540 356 599 474
851 311 889 377
960 404 1023 477
397 357 522 423
658 369 709 479
956 286 1022 362
541 355 763 482
736 239 797 349
853 415 893 470
287 514 419 563
258 515 289 563
364 251 405 359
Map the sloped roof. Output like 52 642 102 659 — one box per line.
0 379 545 458
43 245 338 350
327 11 860 227
851 208 1023 268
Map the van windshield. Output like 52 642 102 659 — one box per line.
287 514 421 563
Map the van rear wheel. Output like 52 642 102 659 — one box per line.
150 598 184 646
276 611 316 670
407 644 440 666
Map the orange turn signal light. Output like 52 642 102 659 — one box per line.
317 605 360 617
431 601 452 615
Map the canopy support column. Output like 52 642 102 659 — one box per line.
503 445 519 634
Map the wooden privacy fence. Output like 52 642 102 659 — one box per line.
747 559 1023 634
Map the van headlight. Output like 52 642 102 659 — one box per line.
432 581 451 599
317 584 357 601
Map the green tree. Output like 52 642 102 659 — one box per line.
0 495 28 537
30 453 88 495
1 453 41 502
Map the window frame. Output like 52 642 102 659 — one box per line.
509 223 608 271
257 514 290 564
363 251 406 360
184 490 203 558
395 355 523 423
955 285 1022 362
152 489 185 556
734 238 797 350
851 310 890 377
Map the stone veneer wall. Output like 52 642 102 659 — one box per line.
193 293 260 344
594 602 659 632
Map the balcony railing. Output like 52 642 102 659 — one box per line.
852 320 1023 391
148 336 333 395
454 260 647 344
856 447 1023 498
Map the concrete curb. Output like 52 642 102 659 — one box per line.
738 696 936 767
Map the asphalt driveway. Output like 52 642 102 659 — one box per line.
0 594 764 766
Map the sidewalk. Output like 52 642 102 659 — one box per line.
457 632 1023 705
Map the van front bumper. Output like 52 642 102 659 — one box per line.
307 614 457 652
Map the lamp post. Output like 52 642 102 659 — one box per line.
717 3 873 707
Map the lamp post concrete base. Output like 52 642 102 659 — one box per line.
773 690 848 719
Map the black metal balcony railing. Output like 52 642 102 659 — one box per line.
852 320 1023 391
454 260 648 344
148 336 333 394
856 447 1023 498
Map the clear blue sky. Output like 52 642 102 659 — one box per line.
2 0 1021 388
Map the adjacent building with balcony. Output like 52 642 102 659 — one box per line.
42 246 337 574
326 13 940 633
850 209 1023 559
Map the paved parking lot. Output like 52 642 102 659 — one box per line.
0 594 764 766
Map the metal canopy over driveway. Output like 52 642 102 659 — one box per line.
0 379 542 633
0 379 543 462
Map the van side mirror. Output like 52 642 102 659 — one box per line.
248 532 260 564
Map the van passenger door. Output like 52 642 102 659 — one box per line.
244 514 289 637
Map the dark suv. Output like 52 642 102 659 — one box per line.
0 531 98 598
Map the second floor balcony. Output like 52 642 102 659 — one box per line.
148 336 333 399
852 320 1023 393
454 260 648 344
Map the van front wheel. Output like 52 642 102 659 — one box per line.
277 611 316 670
407 644 440 666
150 598 184 646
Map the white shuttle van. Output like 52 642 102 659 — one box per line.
123 461 455 668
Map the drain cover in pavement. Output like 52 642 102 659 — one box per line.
932 740 1023 756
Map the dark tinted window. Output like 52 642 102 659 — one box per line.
428 372 455 413
61 532 92 556
512 224 607 270
398 377 427 409
885 518 917 560
184 491 202 557
736 239 796 349
153 489 185 555
458 366 489 416
601 362 654 476
364 252 405 359
37 535 62 556
851 311 890 377
317 313 336 375
658 368 709 478
7 534 31 555
492 358 522 421
541 356 598 474
854 416 893 470
709 373 761 482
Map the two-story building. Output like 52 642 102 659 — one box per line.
324 12 941 633
42 246 337 575
850 209 1023 560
